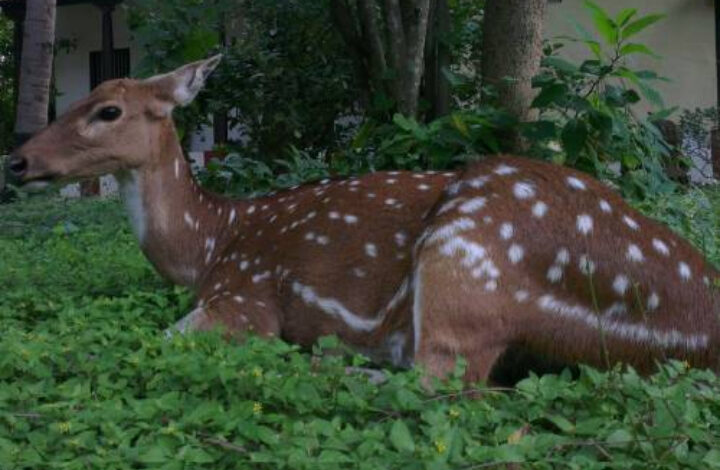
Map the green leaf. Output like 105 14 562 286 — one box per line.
615 8 637 27
546 414 575 433
532 84 568 108
584 1 618 45
606 429 633 448
703 449 720 468
561 119 587 157
138 446 169 464
389 420 415 453
622 14 665 40
619 43 659 58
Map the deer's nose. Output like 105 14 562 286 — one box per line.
7 155 28 178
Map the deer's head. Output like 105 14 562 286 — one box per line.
7 55 222 188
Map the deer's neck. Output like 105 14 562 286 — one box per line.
117 125 245 290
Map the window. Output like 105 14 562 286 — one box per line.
89 48 130 90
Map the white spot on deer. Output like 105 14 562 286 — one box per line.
385 198 397 206
247 205 256 215
316 235 330 245
459 197 487 214
426 217 476 244
365 243 378 257
252 271 272 283
678 262 692 281
468 175 490 189
412 174 425 179
304 232 316 241
514 290 530 303
623 215 640 231
386 179 397 184
537 295 708 350
366 192 376 199
626 244 644 263
174 158 180 179
307 211 317 219
394 231 407 247
349 180 361 186
437 198 462 215
494 164 518 175
485 280 498 291
613 274 630 296
647 292 660 311
213 283 222 291
228 208 237 225
471 259 501 280
508 244 524 264
353 267 367 278
513 181 536 200
292 282 384 332
579 255 596 275
233 295 245 304
183 211 194 229
418 184 431 191
499 222 514 240
555 248 570 265
576 214 593 235
344 214 358 224
599 199 612 213
532 201 548 218
441 237 487 267
566 176 586 190
651 238 669 256
328 211 340 220
239 261 249 271
547 265 563 283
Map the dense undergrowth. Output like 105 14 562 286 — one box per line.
1 187 720 469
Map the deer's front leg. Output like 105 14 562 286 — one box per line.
166 295 280 340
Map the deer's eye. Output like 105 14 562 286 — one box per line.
97 106 122 122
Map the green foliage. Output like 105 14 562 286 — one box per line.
2 188 720 468
127 0 357 158
529 2 677 199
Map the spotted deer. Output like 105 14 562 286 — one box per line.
7 56 456 368
413 157 720 382
8 56 720 384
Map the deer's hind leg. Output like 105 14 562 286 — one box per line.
411 258 512 385
165 294 280 340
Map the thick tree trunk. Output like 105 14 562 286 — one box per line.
482 0 546 143
14 0 56 141
424 0 451 119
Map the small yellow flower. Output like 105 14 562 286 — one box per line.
253 402 263 415
58 422 71 434
434 439 447 454
448 408 461 420
252 367 263 378
683 360 691 370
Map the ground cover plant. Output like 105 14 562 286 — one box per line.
1 186 720 469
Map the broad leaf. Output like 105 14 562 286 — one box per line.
622 14 666 40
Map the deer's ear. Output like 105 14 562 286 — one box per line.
145 54 222 109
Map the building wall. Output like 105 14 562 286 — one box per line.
546 0 717 113
54 4 141 114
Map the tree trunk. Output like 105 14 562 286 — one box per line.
481 0 546 149
333 0 432 120
14 0 56 143
424 0 451 120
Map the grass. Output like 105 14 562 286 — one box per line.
1 188 720 469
